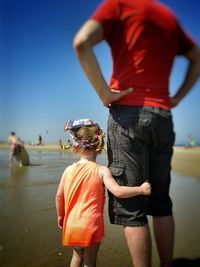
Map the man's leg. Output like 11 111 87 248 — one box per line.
153 215 174 267
107 106 152 267
148 109 175 267
124 224 152 267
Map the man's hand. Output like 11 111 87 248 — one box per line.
103 87 133 107
170 96 180 108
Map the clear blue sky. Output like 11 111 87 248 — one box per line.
1 0 199 145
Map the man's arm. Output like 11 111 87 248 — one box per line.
73 20 133 107
171 46 200 108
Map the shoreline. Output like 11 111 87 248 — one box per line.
0 143 62 152
1 144 200 267
1 144 200 179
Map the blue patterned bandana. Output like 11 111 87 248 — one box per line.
64 119 103 149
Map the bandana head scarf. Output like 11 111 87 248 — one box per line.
64 119 103 149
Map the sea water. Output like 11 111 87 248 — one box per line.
0 149 200 267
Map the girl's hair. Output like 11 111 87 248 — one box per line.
74 126 104 154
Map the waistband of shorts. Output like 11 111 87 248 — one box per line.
110 105 172 118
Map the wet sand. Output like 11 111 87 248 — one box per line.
0 146 200 267
172 146 200 178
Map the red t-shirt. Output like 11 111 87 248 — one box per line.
91 0 195 109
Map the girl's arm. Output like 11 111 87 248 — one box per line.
99 166 151 198
55 172 66 229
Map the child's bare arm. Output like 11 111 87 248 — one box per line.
55 172 66 229
99 166 151 198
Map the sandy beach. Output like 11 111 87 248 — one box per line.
0 145 200 267
172 146 200 178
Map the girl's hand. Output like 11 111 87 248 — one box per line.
58 216 64 229
141 181 151 195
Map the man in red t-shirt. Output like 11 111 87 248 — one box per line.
73 1 200 266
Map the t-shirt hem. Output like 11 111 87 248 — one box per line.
112 100 171 110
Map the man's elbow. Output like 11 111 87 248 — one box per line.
73 34 90 54
185 46 200 62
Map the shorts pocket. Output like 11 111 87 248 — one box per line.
138 110 152 127
109 163 126 186
139 116 152 126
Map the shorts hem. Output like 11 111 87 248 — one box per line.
110 219 148 227
147 211 173 217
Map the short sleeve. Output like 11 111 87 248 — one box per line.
176 21 196 55
90 0 119 39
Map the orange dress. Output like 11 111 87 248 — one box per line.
62 161 105 247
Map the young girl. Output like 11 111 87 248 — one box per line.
55 119 151 267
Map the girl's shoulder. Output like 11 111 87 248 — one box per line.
98 165 111 174
63 163 75 174
64 161 90 173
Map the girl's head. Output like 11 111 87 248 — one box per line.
64 119 104 154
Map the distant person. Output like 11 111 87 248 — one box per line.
62 139 72 150
58 139 63 149
73 0 200 266
8 132 24 167
190 137 196 147
66 139 72 147
55 119 151 267
37 135 43 145
187 134 196 147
